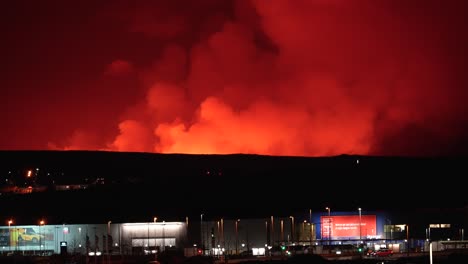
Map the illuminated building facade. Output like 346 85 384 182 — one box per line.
0 222 187 256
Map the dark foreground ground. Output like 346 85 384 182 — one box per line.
1 252 468 264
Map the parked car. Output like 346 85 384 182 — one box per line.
371 248 393 257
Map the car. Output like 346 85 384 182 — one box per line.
15 228 44 244
371 248 393 257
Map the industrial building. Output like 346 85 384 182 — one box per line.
0 222 187 256
0 210 466 257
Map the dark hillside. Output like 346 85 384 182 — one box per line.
0 151 466 224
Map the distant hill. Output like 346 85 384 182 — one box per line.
0 150 466 224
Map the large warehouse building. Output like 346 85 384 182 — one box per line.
1 210 465 257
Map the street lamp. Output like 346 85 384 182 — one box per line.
39 220 45 255
107 221 111 264
220 218 224 248
162 221 166 252
325 207 331 245
406 224 410 257
154 217 157 223
235 219 240 254
302 220 306 237
289 216 295 243
280 220 284 243
309 221 314 246
217 221 220 249
358 208 362 241
270 216 274 247
8 220 13 254
200 214 203 251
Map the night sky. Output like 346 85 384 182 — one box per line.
2 0 468 157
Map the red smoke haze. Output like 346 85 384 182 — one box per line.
2 0 468 156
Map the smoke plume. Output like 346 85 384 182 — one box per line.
50 0 468 156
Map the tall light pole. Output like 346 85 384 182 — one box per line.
8 220 13 254
325 207 331 245
200 214 203 251
217 221 220 249
309 221 313 247
270 216 274 247
186 217 189 246
154 216 158 256
358 208 362 242
220 218 224 248
39 220 45 255
107 221 111 264
309 209 312 243
406 224 410 257
235 219 240 254
280 220 284 244
147 222 150 252
162 221 165 252
302 220 306 239
289 216 295 243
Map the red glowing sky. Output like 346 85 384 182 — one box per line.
2 0 468 156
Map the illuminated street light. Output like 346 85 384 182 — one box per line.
107 221 111 264
280 220 284 243
8 220 13 254
200 214 203 251
235 219 240 254
325 207 331 245
39 220 45 255
220 218 224 248
270 216 274 247
289 216 295 243
303 220 306 230
162 221 166 252
406 224 410 257
217 221 220 250
358 208 362 241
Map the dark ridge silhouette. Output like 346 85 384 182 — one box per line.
0 150 467 224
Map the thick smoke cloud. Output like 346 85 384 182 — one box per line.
36 0 468 156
